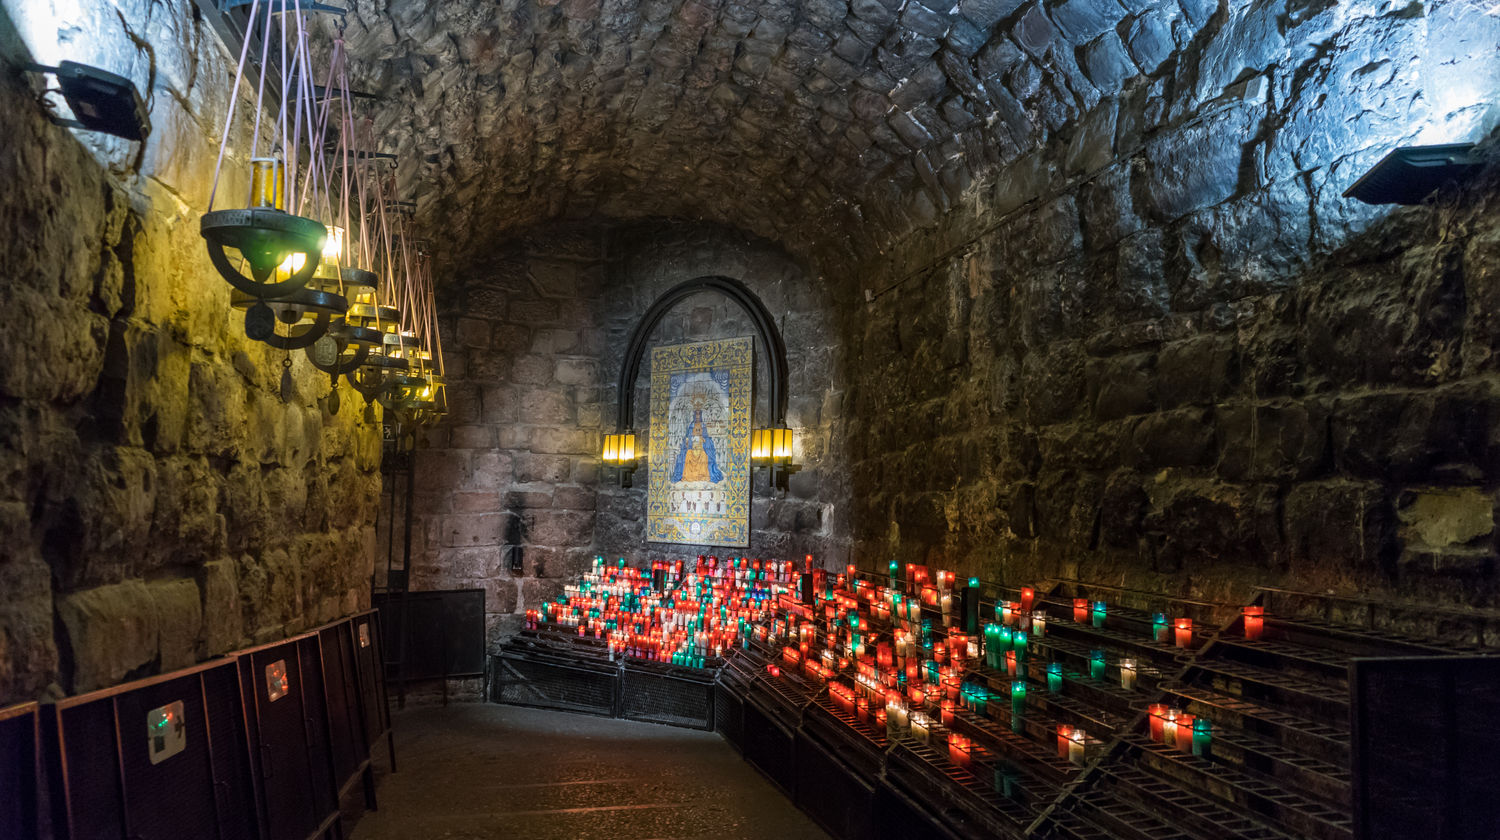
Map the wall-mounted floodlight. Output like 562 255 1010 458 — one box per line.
24 61 150 141
1343 143 1482 205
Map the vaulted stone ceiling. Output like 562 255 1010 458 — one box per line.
337 0 1216 266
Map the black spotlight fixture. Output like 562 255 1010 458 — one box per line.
1343 143 1483 205
24 61 151 141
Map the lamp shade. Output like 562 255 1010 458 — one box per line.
771 427 793 459
751 429 771 461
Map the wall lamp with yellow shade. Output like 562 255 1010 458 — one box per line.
751 426 797 492
601 432 640 488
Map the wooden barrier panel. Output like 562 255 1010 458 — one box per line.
0 702 40 840
43 660 259 840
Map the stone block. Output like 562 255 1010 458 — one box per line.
448 425 497 448
554 485 598 510
1332 387 1498 484
1157 333 1237 408
957 0 1025 29
149 578 202 672
437 513 506 547
1089 352 1155 420
469 451 515 491
1216 401 1328 481
555 358 599 386
512 355 554 385
456 318 491 348
1143 105 1257 221
1099 469 1147 549
530 427 593 455
520 578 565 611
1397 487 1494 551
1130 408 1214 469
481 386 518 423
528 510 597 547
518 388 574 425
199 558 243 657
57 581 159 692
514 453 572 484
1143 479 1271 571
1285 481 1395 578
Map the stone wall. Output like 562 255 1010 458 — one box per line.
834 3 1500 606
0 0 381 706
394 222 848 647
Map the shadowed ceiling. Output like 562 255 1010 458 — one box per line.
337 0 1216 265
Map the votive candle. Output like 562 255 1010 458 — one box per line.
1243 606 1264 641
1119 658 1137 691
1175 618 1193 649
1046 662 1063 693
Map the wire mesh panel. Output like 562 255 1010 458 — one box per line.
317 619 369 795
293 635 340 826
794 731 877 840
491 654 618 717
873 780 964 840
114 669 224 839
621 667 713 729
239 636 330 840
201 660 259 840
351 609 392 754
46 661 255 840
714 682 744 749
741 698 797 794
1352 656 1500 840
0 703 38 840
47 690 124 839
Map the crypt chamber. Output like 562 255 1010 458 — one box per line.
2 0 1500 837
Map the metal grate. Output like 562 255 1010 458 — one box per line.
621 667 713 730
491 654 618 717
741 697 798 794
793 731 876 839
714 682 745 749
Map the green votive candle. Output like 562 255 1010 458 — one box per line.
1047 662 1063 693
1192 718 1212 758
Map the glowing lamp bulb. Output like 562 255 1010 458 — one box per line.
322 225 344 261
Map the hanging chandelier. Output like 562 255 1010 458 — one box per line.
202 0 359 354
202 0 328 313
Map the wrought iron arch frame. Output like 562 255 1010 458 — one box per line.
614 276 789 436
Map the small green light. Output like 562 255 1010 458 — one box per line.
969 577 979 588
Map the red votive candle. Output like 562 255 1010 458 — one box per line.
1243 606 1264 640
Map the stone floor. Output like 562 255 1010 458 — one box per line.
348 704 830 840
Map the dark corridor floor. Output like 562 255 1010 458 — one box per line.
350 704 831 840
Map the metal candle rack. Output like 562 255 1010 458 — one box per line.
501 557 1500 840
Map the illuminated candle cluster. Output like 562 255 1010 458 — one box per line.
528 556 1229 791
530 555 795 667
